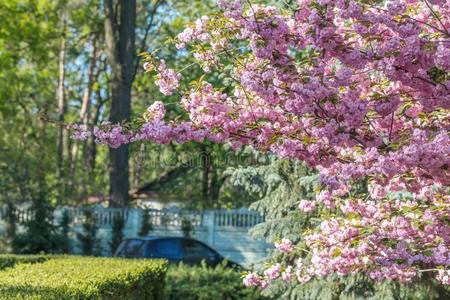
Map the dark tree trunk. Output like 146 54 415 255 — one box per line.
209 170 224 204
104 0 136 207
200 145 211 208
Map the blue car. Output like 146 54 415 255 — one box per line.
114 236 241 268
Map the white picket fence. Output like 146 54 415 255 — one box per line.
0 205 270 267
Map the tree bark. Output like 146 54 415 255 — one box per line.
88 87 105 175
200 144 211 208
56 10 67 204
86 57 107 176
104 0 136 207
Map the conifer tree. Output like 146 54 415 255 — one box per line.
228 153 449 299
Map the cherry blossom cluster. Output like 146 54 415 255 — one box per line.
247 196 449 287
143 101 166 122
71 0 450 286
298 200 317 213
437 269 450 285
275 238 295 253
154 60 180 96
69 124 91 140
176 16 212 49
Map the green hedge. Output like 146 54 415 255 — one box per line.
164 262 269 300
0 256 167 300
0 254 50 271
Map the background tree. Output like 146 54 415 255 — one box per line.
103 0 136 207
0 0 252 211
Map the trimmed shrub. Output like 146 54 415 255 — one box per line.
0 256 167 300
0 254 50 271
164 261 269 300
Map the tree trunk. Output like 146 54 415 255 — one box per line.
56 10 67 204
209 170 221 204
88 88 104 175
87 58 107 177
104 0 136 207
69 37 99 197
200 145 211 208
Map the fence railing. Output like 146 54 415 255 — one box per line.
214 210 265 227
0 205 264 229
0 206 33 223
144 209 204 227
66 207 130 226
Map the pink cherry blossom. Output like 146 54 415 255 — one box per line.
144 101 166 122
243 272 261 287
71 0 450 288
264 263 281 280
281 266 293 281
298 200 317 213
155 60 181 96
275 238 295 253
437 270 450 285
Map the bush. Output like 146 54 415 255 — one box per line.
0 201 17 253
0 254 50 271
12 195 67 254
58 209 72 253
139 209 153 236
76 210 100 256
0 256 167 300
110 214 125 254
164 261 269 300
181 216 195 238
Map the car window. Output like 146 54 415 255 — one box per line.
150 239 183 259
121 239 145 257
115 240 129 256
184 240 216 258
135 241 146 257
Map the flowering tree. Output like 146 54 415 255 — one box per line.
72 0 450 287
